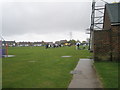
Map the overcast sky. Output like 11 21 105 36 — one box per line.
1 0 119 42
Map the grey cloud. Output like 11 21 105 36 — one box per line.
2 2 91 36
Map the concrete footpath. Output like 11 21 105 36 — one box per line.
68 59 102 88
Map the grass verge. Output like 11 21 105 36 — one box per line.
94 61 118 88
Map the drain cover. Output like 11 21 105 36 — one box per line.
2 55 15 57
28 61 36 62
61 56 72 57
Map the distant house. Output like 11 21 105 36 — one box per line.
2 41 16 47
55 41 60 44
33 42 42 46
17 42 31 47
59 40 67 44
45 42 53 45
81 41 88 46
93 3 120 61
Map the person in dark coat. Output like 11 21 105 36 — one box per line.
45 43 49 49
76 42 80 50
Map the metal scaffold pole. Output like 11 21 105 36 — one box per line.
89 0 106 51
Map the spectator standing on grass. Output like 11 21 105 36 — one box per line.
45 43 49 49
83 44 86 49
53 44 56 48
48 44 51 48
76 42 80 50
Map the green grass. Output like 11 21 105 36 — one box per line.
2 46 91 88
94 61 118 88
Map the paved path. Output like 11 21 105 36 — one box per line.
68 59 102 88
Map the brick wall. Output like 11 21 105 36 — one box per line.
93 25 120 61
93 30 111 61
118 26 120 61
111 25 120 61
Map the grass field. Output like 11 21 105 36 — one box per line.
2 46 90 88
94 61 118 88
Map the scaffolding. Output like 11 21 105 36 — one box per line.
90 0 107 31
89 0 108 50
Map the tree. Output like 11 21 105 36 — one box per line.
68 39 77 45
76 40 81 43
82 41 86 44
41 41 45 45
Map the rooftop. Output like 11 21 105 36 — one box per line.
106 3 120 24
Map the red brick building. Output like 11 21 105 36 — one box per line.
93 3 120 61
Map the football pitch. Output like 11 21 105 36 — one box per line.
2 46 91 88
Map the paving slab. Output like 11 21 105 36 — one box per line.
68 59 102 88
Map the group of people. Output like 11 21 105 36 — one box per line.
45 42 86 50
76 42 86 50
45 43 63 49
